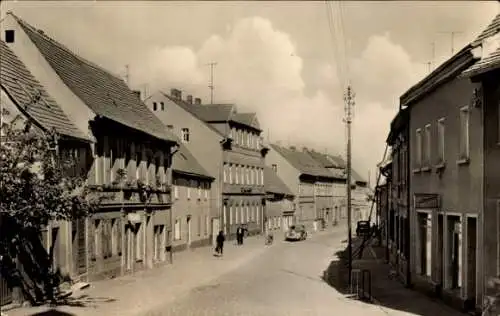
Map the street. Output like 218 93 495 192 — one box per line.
143 229 406 316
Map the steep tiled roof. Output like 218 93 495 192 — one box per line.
14 14 177 143
173 144 213 179
463 13 500 77
191 103 234 122
159 93 225 137
306 150 346 179
471 13 500 47
326 155 346 169
231 112 261 131
269 144 333 178
0 40 86 140
264 167 294 196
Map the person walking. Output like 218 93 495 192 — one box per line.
236 225 243 245
215 230 225 256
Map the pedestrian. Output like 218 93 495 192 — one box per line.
236 225 243 245
216 230 225 256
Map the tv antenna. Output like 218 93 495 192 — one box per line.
206 62 218 104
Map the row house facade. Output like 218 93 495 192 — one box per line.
306 150 347 225
1 12 180 298
384 13 500 314
326 154 371 224
266 144 336 232
264 166 295 232
0 38 93 306
461 13 500 314
145 89 269 242
385 108 411 287
171 144 214 252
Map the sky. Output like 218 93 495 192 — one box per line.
1 1 498 184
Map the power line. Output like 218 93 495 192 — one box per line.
206 62 217 104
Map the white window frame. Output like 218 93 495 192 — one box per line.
256 205 260 223
260 168 264 186
174 218 181 240
240 166 244 184
246 206 249 223
229 164 233 184
229 206 233 225
223 163 228 183
424 124 431 166
437 118 445 164
459 106 470 160
174 185 179 199
235 165 239 184
187 186 191 199
240 207 244 224
204 183 209 199
415 128 422 168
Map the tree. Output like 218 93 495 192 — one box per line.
0 117 102 304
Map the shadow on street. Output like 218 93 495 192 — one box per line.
321 236 464 316
27 310 76 316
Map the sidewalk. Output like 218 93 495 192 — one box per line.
335 238 463 316
4 235 270 316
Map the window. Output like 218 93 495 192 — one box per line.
223 163 228 183
181 128 190 143
415 129 422 168
260 169 264 186
246 167 250 184
272 164 277 172
174 218 181 240
205 215 209 236
187 186 191 199
204 183 209 199
424 124 431 166
229 164 233 184
235 165 239 184
198 184 202 199
437 118 445 164
229 206 233 224
246 206 250 223
5 30 14 43
153 102 157 111
240 207 244 224
235 206 239 224
240 165 244 184
459 106 470 160
174 185 179 199
250 167 254 185
256 205 260 223
160 102 165 111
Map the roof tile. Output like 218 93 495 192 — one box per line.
264 167 294 196
173 143 213 179
14 14 177 143
0 40 86 140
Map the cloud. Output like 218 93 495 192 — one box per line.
131 16 423 179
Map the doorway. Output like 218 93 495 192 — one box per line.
187 216 192 247
466 217 477 301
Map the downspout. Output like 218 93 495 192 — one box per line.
406 123 412 287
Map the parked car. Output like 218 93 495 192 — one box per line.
285 225 307 241
356 220 371 237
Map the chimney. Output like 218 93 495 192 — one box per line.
194 97 202 105
289 146 296 151
170 88 182 100
132 90 141 100
186 95 193 104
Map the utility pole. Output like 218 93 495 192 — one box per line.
439 31 463 56
207 62 217 104
343 85 355 288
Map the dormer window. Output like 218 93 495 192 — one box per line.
272 164 277 172
181 128 190 143
153 102 157 111
160 102 165 111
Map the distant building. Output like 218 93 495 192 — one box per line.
266 144 336 231
145 89 269 241
171 145 214 252
264 166 295 232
